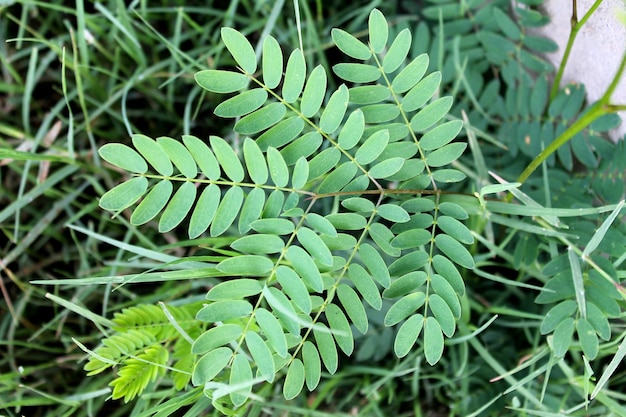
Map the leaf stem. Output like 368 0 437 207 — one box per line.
518 33 626 185
516 101 604 184
550 0 604 100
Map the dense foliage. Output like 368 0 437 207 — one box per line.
1 1 625 416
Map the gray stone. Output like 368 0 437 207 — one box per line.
529 0 626 141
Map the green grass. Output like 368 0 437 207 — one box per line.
2 1 626 416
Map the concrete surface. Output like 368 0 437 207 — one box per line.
530 0 626 141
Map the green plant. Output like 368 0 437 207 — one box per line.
95 8 474 409
5 1 626 416
84 2 626 414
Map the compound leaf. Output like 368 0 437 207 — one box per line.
110 345 168 402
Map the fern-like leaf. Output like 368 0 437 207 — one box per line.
82 302 202 401
97 8 476 409
109 344 169 402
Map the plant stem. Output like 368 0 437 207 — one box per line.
517 102 604 184
518 40 626 185
550 0 604 100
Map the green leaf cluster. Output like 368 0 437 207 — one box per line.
537 202 625 360
83 303 203 402
84 1 626 415
96 8 474 409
